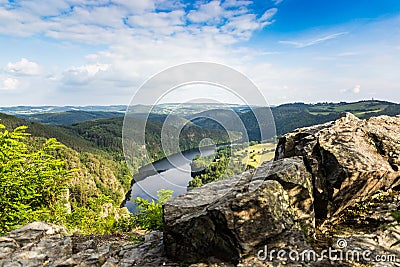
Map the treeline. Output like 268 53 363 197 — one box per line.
65 117 237 163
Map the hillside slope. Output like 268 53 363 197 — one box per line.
0 112 131 204
0 112 236 203
18 110 124 125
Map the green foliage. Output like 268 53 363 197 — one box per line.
0 123 135 236
0 113 134 205
132 189 173 231
189 145 247 187
0 124 72 234
189 141 273 188
49 194 136 235
0 112 103 154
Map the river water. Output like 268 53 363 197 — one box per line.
124 145 217 212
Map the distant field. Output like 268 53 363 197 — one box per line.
234 142 276 168
307 101 389 117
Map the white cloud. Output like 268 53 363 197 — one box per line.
258 8 277 26
112 0 154 14
0 1 398 105
273 0 284 5
340 85 361 94
0 77 19 90
0 0 278 48
222 0 252 8
280 32 348 48
62 63 109 85
5 58 41 76
353 85 361 93
155 0 186 10
127 10 185 29
15 0 70 17
187 1 223 23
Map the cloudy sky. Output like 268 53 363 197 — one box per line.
0 0 399 106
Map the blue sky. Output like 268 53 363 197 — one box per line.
0 0 399 106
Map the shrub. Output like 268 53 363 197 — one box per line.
52 194 135 235
0 124 72 234
133 189 173 231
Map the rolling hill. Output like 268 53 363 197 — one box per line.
18 110 124 125
191 100 400 140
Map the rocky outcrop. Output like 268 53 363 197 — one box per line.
163 158 315 265
0 222 172 267
164 173 306 264
164 113 400 265
275 113 400 218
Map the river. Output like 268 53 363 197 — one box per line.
124 145 217 212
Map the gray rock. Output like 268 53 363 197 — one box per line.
0 237 19 259
163 114 400 266
5 222 65 247
0 222 169 267
275 113 400 218
164 177 300 264
253 157 315 236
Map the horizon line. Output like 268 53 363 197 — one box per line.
0 99 398 109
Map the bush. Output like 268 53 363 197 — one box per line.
51 194 135 235
0 124 72 234
133 189 173 231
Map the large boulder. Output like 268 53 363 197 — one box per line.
253 157 315 236
164 158 313 264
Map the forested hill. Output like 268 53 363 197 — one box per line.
1 100 399 148
191 100 400 140
5 100 399 141
272 100 400 136
0 112 235 202
18 110 124 125
0 111 235 235
0 112 101 153
0 112 132 204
